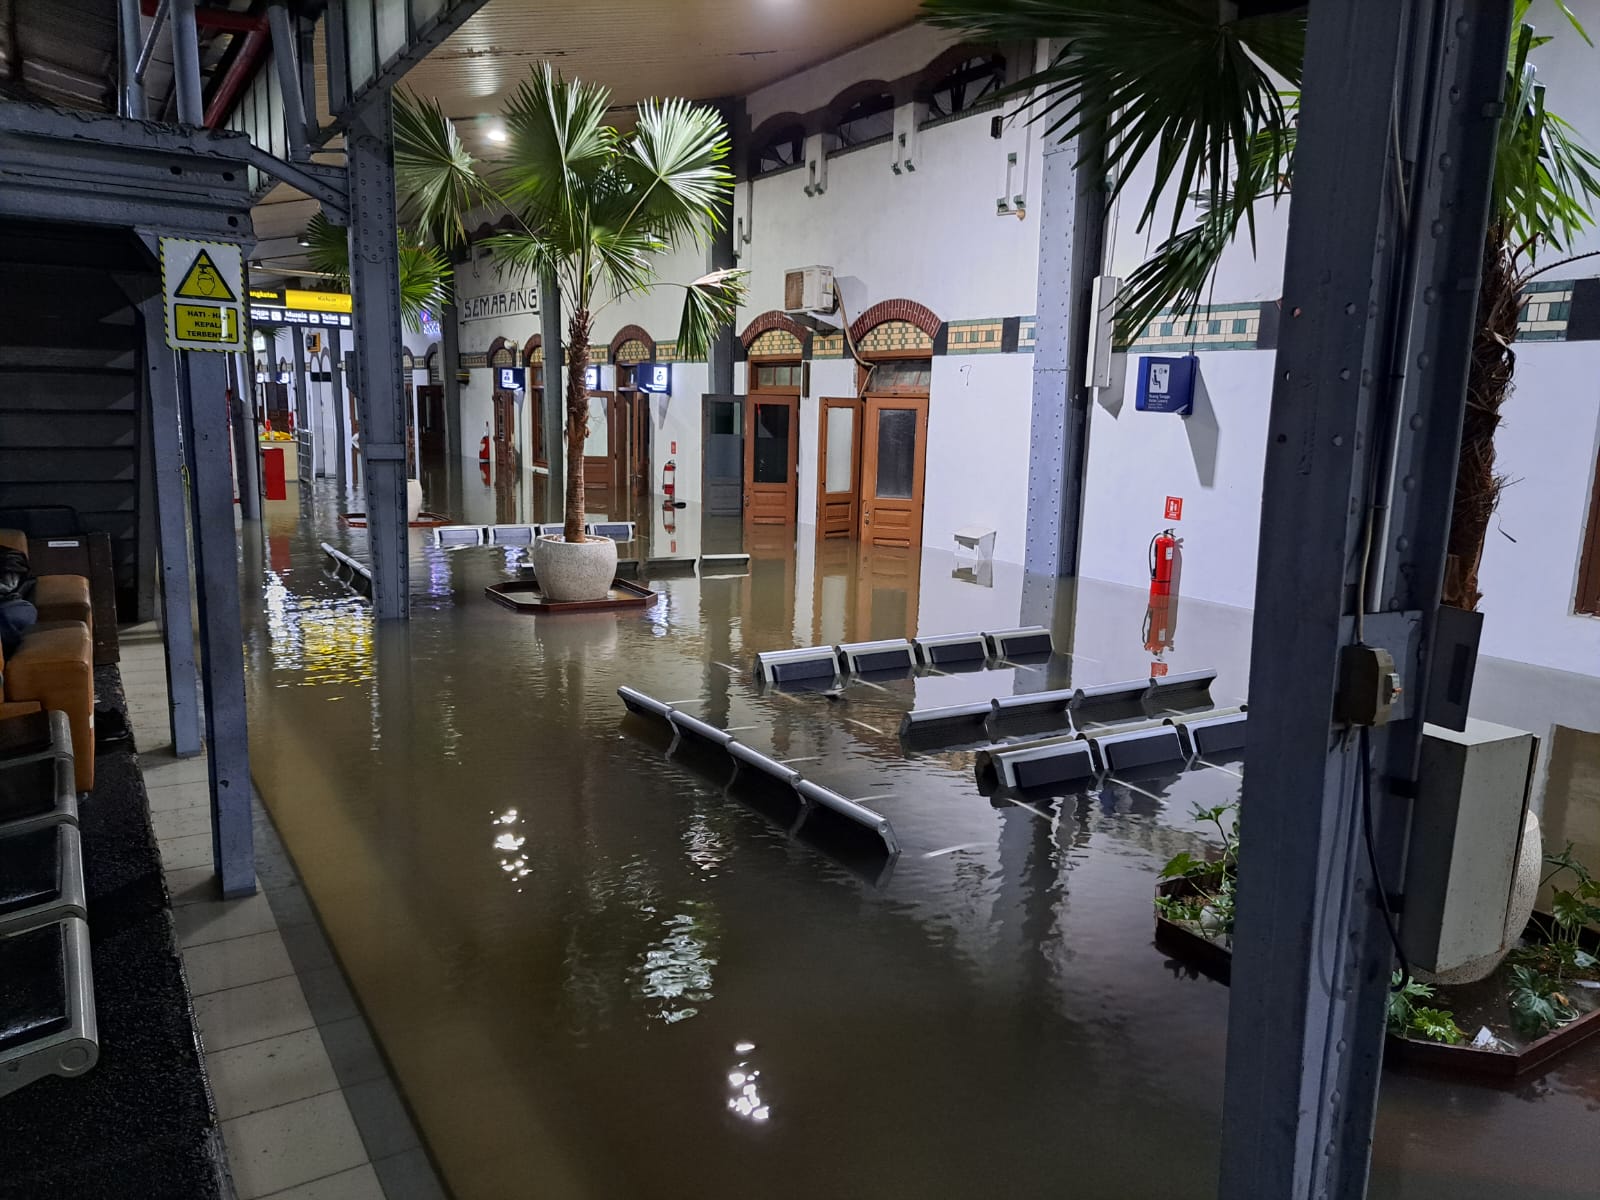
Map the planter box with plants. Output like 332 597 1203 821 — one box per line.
1152 804 1600 1079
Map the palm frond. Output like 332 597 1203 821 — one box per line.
393 90 489 251
302 211 450 334
591 224 667 306
499 63 616 239
397 242 451 333
674 269 748 361
618 97 736 245
923 0 1304 239
303 211 351 289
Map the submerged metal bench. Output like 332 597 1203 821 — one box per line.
617 686 899 860
319 543 373 600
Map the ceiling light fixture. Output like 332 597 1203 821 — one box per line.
486 124 507 143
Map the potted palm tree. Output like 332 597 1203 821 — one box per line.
310 69 746 601
923 0 1600 613
412 67 743 601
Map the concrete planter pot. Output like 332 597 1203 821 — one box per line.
406 479 424 523
531 535 617 602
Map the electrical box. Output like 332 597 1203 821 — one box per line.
1085 275 1122 389
1135 354 1197 415
1400 719 1538 976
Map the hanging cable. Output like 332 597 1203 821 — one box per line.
1358 723 1410 988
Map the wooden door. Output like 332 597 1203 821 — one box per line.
625 393 650 498
859 394 929 547
816 397 863 537
417 385 445 460
492 390 517 477
743 393 799 524
583 390 613 493
702 394 744 516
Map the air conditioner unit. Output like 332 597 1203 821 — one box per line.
784 265 836 314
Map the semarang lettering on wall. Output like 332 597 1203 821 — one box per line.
460 288 540 322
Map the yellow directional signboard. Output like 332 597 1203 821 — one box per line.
161 237 244 352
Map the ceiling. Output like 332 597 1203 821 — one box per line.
402 0 926 159
255 0 924 277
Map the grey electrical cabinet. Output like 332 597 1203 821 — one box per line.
1400 719 1538 976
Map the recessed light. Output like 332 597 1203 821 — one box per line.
486 124 507 143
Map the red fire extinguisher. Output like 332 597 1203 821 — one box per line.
479 422 491 463
661 458 676 504
1149 528 1182 597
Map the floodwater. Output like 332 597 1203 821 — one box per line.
239 462 1600 1200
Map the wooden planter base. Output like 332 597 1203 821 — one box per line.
1153 879 1600 1080
484 578 657 614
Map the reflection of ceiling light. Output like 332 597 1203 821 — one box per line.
486 124 507 143
297 237 311 247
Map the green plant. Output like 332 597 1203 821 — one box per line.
390 66 746 543
1508 964 1578 1038
1516 843 1600 980
1155 803 1240 937
923 0 1600 611
302 210 450 335
1386 972 1466 1045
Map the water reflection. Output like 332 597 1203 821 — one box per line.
238 469 1600 1200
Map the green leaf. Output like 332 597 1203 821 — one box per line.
1408 1007 1465 1045
1159 851 1204 880
1552 889 1589 929
675 269 747 361
392 90 490 252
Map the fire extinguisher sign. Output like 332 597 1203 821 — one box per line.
1164 496 1183 522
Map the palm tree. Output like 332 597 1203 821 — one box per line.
924 0 1600 611
309 70 746 543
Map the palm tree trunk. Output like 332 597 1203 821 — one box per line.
1444 226 1517 611
564 308 592 543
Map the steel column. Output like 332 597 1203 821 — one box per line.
1023 114 1105 580
170 0 203 126
538 267 564 513
266 3 310 161
290 328 312 480
707 99 742 397
441 290 462 463
117 0 146 117
179 350 255 896
230 353 261 519
347 97 410 620
329 326 349 497
134 0 171 84
1218 3 1511 1197
140 297 202 759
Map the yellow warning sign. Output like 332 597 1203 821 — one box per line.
173 249 239 302
174 304 240 344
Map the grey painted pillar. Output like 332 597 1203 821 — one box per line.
707 99 743 396
1023 115 1106 581
539 268 564 513
266 3 309 161
347 97 410 620
180 350 254 896
1219 2 1510 1196
442 287 462 463
116 0 145 118
291 330 311 480
140 297 202 759
329 327 349 498
231 353 261 520
170 0 203 125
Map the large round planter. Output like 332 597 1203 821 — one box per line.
406 479 424 523
531 535 617 602
1416 808 1542 987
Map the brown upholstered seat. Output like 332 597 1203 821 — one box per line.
0 531 92 633
0 624 94 792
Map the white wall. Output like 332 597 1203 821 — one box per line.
1475 343 1600 672
1079 351 1275 610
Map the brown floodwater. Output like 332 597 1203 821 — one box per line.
239 465 1600 1200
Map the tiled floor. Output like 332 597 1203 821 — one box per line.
120 624 444 1200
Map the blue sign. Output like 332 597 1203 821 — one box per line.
498 367 526 391
635 362 671 394
1135 355 1198 416
584 364 601 391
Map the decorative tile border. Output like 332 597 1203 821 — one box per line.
946 319 1006 354
459 351 487 369
1125 302 1263 353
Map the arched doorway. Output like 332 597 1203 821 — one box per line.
487 336 519 479
417 342 445 463
739 315 807 525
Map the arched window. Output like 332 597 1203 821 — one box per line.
752 121 806 176
921 49 1007 123
831 88 896 148
488 338 516 369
